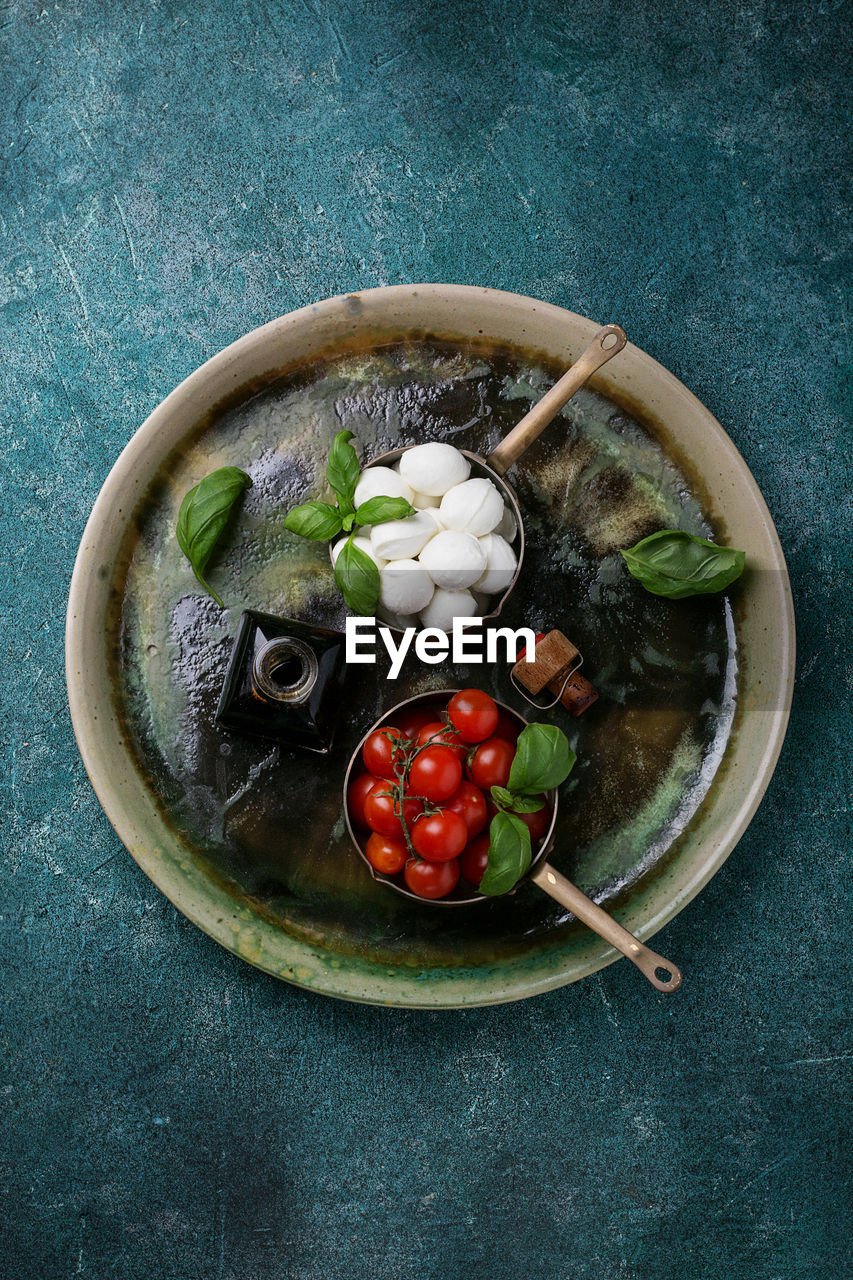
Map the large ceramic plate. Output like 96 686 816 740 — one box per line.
66 286 794 1007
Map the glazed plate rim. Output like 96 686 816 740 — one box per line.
65 284 795 1007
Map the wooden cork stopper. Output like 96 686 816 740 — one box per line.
513 629 598 717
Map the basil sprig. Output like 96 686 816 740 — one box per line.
478 723 576 897
284 430 415 614
621 530 745 599
176 466 252 607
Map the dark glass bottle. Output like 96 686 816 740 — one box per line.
216 611 347 754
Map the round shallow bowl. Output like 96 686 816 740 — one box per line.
66 285 795 1007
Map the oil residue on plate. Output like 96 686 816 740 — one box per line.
113 339 737 967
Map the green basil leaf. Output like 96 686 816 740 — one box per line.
489 787 545 814
490 786 515 811
334 534 380 615
342 511 356 532
507 722 575 794
621 530 745 599
478 812 532 896
176 466 252 607
512 793 546 813
326 430 360 514
284 501 343 541
355 495 415 526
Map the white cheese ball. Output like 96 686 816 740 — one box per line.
379 559 435 615
331 535 384 568
369 509 437 560
418 530 487 591
353 466 414 509
474 533 518 595
398 443 470 496
497 501 518 543
420 507 444 535
439 478 504 536
419 588 477 632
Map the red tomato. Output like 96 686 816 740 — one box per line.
364 832 408 874
460 833 491 887
362 726 404 779
404 857 461 900
396 705 439 740
348 773 383 829
444 781 488 837
447 689 499 743
515 800 551 844
468 738 516 790
411 810 468 862
521 632 547 661
494 711 521 743
415 721 467 760
409 745 462 802
363 786 423 838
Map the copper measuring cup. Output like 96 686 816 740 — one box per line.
334 323 628 629
343 690 682 993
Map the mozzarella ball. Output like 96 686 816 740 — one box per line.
353 466 414 508
497 501 518 543
379 559 435 615
369 509 437 560
420 506 444 535
331 535 384 568
419 588 477 632
439 478 504 536
474 534 518 595
399 443 470 496
419 530 487 591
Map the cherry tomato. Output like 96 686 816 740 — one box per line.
408 745 462 802
362 726 404 780
348 772 383 829
444 781 488 837
494 711 521 743
515 799 551 843
467 738 516 790
447 688 499 743
411 810 468 861
521 632 547 661
364 832 408 874
396 705 439 740
460 833 491 887
415 721 467 760
404 856 461 899
363 786 423 837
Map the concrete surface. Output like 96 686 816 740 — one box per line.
1 1 850 1277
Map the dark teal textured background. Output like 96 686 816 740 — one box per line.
2 2 850 1277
